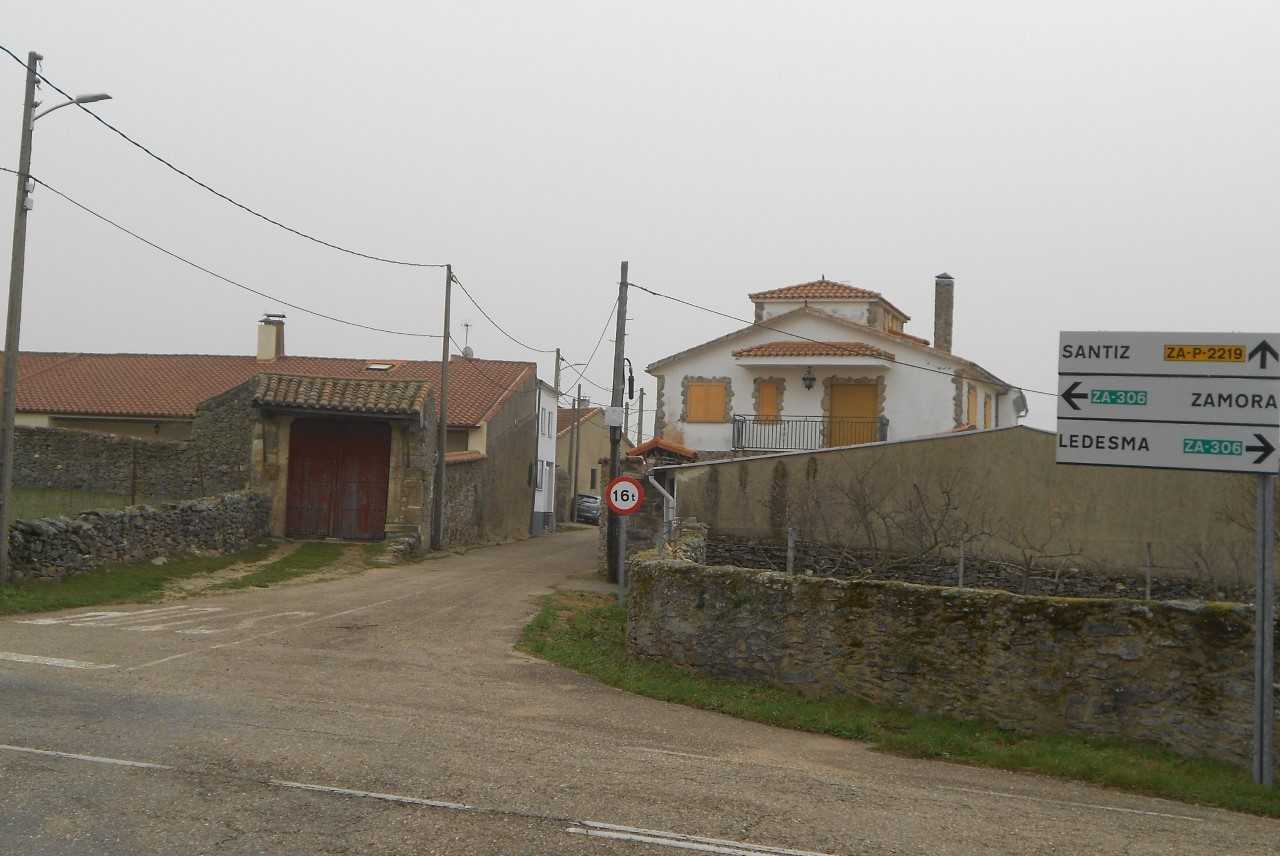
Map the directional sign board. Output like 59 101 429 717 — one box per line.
604 475 646 516
1058 331 1280 474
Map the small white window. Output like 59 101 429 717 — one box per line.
366 362 394 372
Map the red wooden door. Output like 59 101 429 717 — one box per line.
286 420 391 541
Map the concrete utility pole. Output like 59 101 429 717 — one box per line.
430 264 452 552
637 387 645 445
569 383 583 522
606 261 629 584
0 51 41 583
624 401 630 445
552 349 561 529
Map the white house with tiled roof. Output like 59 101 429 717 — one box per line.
647 274 1027 454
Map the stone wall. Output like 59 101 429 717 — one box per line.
668 425 1276 588
627 554 1280 773
14 425 203 502
442 370 538 545
188 381 256 494
9 491 271 580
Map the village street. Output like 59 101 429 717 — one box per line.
0 530 1275 855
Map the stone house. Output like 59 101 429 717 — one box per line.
646 274 1028 454
4 317 539 547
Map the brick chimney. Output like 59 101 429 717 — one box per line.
257 314 285 361
933 273 954 353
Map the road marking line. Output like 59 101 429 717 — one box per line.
0 651 117 670
579 821 832 855
17 610 131 625
69 606 196 626
128 608 232 632
937 785 1204 822
0 744 170 769
178 610 316 635
269 780 473 811
628 746 717 762
0 742 833 855
126 593 424 670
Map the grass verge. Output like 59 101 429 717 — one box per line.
519 591 1280 818
0 544 276 616
212 542 346 590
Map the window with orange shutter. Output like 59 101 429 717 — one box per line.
967 385 978 427
983 394 992 429
756 381 780 422
687 381 729 423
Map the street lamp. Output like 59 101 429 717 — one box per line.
32 92 111 121
0 52 111 582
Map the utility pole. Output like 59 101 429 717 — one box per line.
1254 473 1276 786
0 51 41 584
624 401 630 445
569 383 583 522
606 261 629 584
552 348 561 528
429 264 452 552
637 388 645 445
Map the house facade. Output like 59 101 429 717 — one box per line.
648 274 1026 454
531 380 558 535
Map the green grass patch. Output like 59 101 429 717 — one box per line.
519 592 1280 818
213 542 346 590
0 544 276 616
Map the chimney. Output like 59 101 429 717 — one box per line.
933 273 954 353
257 314 285 361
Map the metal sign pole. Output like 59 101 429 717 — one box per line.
1256 472 1277 786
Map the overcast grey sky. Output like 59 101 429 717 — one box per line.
4 1 1277 430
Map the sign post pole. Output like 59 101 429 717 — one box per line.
1256 473 1277 786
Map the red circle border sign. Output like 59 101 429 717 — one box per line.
604 475 646 516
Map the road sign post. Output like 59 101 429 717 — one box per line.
1058 331 1278 785
605 476 646 604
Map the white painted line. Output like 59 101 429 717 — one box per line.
178 610 315 635
17 610 130 625
128 608 232 632
71 606 196 626
127 593 423 670
580 821 834 855
2 740 835 856
567 827 820 855
628 746 718 762
937 785 1204 822
0 651 117 670
0 744 171 770
269 780 473 811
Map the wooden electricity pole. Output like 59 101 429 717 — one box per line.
429 264 452 551
606 261 629 584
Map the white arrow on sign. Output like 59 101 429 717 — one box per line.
1056 420 1279 474
1060 332 1280 378
1057 376 1280 427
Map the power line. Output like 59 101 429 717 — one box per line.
560 298 618 394
0 44 447 269
628 280 1056 398
1 167 442 338
450 273 557 354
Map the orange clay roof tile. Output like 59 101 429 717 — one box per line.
731 341 895 360
2 352 533 428
748 280 882 302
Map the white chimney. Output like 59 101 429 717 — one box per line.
257 314 285 361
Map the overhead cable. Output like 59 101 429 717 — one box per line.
0 44 446 269
627 281 1056 398
1 167 442 338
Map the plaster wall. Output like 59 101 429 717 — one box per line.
759 300 870 324
668 425 1276 584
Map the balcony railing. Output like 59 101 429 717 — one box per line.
732 414 888 451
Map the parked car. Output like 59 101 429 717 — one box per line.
574 494 601 525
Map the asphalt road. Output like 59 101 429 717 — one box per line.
1 530 1275 855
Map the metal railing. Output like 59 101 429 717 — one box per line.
731 414 888 451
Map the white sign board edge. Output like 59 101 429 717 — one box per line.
1056 375 1280 427
1059 331 1280 378
1056 419 1279 474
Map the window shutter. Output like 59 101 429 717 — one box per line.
757 382 779 421
687 382 728 422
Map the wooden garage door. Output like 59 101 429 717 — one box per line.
286 419 391 541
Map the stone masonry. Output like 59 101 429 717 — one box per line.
9 491 271 580
627 546 1280 774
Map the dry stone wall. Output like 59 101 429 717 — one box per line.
627 552 1279 774
9 491 271 580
